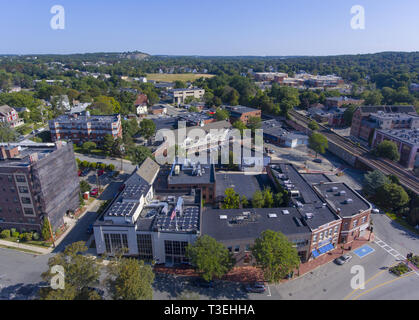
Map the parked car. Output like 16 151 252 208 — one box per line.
334 254 352 265
193 278 214 288
97 170 105 176
81 169 90 177
87 224 93 234
244 282 266 293
313 158 323 163
90 188 99 197
372 208 380 214
78 170 82 177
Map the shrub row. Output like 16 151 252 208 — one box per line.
0 229 40 242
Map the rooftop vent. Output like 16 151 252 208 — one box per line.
305 212 314 219
219 215 228 220
345 199 353 204
282 210 290 215
268 213 278 218
339 191 347 196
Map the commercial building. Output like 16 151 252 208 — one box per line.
94 158 202 265
372 128 419 169
172 88 205 104
324 97 364 108
226 105 262 125
150 105 167 115
49 113 123 145
0 105 24 128
350 105 417 141
262 120 308 147
178 113 216 126
0 141 80 232
167 159 216 204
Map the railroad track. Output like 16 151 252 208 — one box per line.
289 110 419 194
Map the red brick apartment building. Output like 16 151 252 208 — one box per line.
49 113 122 145
350 105 417 142
226 105 262 125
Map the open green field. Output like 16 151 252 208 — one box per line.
146 73 215 82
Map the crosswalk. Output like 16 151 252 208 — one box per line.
374 236 406 261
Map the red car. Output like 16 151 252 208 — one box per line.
90 188 99 196
78 170 82 176
97 170 104 176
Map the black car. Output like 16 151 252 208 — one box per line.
194 278 214 288
244 282 266 293
313 158 323 163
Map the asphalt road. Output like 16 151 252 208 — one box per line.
75 153 136 173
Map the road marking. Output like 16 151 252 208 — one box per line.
351 272 414 300
267 285 272 297
374 236 405 260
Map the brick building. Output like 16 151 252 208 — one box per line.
49 113 122 145
0 141 80 232
350 105 417 142
226 105 262 125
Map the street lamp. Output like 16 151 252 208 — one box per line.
120 144 125 172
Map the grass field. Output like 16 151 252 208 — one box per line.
146 73 215 82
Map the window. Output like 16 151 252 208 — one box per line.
245 244 251 252
334 226 339 234
16 175 26 183
227 246 232 253
21 197 31 204
24 208 34 216
137 234 153 261
361 216 367 224
319 232 324 241
234 245 240 253
353 220 358 228
18 186 29 194
328 229 333 237
104 234 111 252
313 234 317 243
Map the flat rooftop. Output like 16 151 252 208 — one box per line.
215 173 268 200
301 173 332 185
377 129 419 146
51 114 119 123
227 105 260 115
0 142 63 167
168 162 215 186
314 182 371 218
202 207 311 242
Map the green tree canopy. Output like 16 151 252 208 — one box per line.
308 120 319 131
215 108 229 121
308 132 328 157
375 183 410 212
251 230 300 283
139 118 156 140
107 257 154 300
222 188 240 209
186 235 235 282
363 170 390 198
0 122 18 142
373 140 400 162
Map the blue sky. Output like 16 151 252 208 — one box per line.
0 0 418 56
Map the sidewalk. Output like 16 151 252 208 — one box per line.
0 239 50 255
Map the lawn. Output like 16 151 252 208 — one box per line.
146 73 215 82
385 212 419 236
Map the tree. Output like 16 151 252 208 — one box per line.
252 190 265 208
41 217 52 241
189 106 199 112
215 108 229 121
375 183 409 212
308 120 319 131
251 230 300 283
174 80 187 89
241 195 249 208
128 146 153 166
80 180 91 194
363 170 390 198
247 116 262 132
0 122 18 142
89 96 121 114
186 235 235 282
343 104 357 126
274 192 286 207
82 141 97 154
103 134 115 155
373 140 400 162
107 257 154 300
222 188 240 209
139 118 156 140
232 120 247 135
40 242 100 300
308 132 328 157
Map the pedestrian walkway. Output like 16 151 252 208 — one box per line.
0 239 50 255
373 236 405 261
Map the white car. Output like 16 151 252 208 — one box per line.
372 208 380 214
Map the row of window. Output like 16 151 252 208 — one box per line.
0 207 34 215
1 186 29 194
313 225 339 243
0 175 26 183
227 244 251 254
104 233 128 253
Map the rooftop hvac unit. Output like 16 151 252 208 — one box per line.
339 191 346 196
282 210 290 215
268 213 278 218
305 212 314 219
345 199 353 204
219 215 228 220
332 187 338 192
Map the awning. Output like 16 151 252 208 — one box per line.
312 250 320 258
318 243 334 254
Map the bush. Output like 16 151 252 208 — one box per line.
24 232 33 242
389 263 410 276
12 231 20 238
10 228 16 234
90 162 97 169
107 164 115 171
32 232 40 241
0 230 11 239
409 256 419 268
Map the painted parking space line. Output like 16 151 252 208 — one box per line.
267 285 272 297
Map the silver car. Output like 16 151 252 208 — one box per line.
334 254 352 265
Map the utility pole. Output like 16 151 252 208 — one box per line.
47 216 56 248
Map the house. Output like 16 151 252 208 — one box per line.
134 94 149 115
0 105 24 128
50 95 71 111
171 88 205 104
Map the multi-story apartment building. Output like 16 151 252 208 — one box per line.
172 88 205 104
324 97 364 108
350 105 417 141
0 141 80 232
49 113 122 145
0 105 24 128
